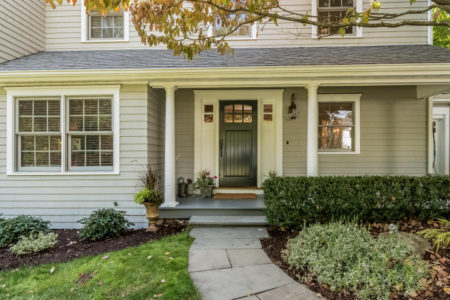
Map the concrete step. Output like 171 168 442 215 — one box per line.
189 215 268 227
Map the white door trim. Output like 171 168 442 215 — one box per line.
432 106 450 175
194 89 284 187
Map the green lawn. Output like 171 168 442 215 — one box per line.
0 232 200 300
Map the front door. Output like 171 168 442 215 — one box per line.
219 101 257 187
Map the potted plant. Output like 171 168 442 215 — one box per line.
134 168 163 232
195 170 217 198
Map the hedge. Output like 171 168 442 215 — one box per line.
263 176 450 229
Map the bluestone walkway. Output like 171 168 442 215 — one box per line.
188 227 320 300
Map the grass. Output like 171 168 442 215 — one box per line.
0 232 200 300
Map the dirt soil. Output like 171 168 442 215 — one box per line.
261 220 450 300
0 220 187 271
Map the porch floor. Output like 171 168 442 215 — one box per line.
159 196 265 219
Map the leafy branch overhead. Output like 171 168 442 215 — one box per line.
46 0 450 58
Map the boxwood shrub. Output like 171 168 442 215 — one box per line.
264 175 450 229
78 208 134 241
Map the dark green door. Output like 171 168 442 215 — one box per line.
219 101 257 187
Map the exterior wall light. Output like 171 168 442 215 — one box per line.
288 93 297 119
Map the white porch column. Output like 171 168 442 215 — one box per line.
163 85 178 207
306 84 319 176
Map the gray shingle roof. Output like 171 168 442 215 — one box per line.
0 45 449 71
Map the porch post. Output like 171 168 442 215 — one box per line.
163 85 178 207
306 84 319 176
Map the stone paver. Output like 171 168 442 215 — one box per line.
227 249 271 267
189 249 231 272
256 283 319 300
190 227 268 239
190 264 293 300
190 238 262 250
188 226 319 300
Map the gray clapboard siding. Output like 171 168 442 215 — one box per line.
0 0 45 63
147 87 165 187
0 84 152 228
175 89 195 181
283 86 427 176
45 0 429 51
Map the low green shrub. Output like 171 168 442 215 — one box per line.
264 176 450 228
0 215 51 247
283 222 429 300
78 208 134 241
10 232 59 256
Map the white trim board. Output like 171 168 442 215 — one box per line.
5 85 121 176
193 89 284 188
432 106 450 175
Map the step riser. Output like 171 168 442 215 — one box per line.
188 216 268 227
213 189 264 195
160 209 265 219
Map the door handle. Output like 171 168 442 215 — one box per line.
220 139 223 157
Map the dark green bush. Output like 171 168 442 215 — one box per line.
78 208 134 241
264 176 450 229
0 215 51 247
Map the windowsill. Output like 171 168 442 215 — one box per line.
81 39 129 43
312 35 363 39
7 171 120 176
223 37 257 41
319 151 360 155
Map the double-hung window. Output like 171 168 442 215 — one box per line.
16 99 61 171
68 98 113 170
317 94 361 154
81 3 129 42
313 0 362 37
7 87 120 175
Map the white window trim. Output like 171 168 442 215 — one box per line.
81 4 130 43
207 23 257 40
312 0 363 39
6 86 121 176
317 93 361 155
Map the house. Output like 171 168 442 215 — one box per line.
0 0 449 228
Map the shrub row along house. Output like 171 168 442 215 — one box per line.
0 0 449 228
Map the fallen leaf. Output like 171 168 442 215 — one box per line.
147 255 152 260
70 287 75 292
164 252 170 255
419 278 428 288
424 290 433 297
161 279 166 283
169 257 174 260
102 256 109 260
444 287 450 295
98 281 103 286
408 291 417 297
50 266 55 274
128 253 131 256
316 293 322 298
2 284 6 288
154 293 163 298
27 290 33 294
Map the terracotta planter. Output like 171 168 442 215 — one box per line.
143 202 160 232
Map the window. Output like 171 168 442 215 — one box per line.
16 99 61 171
68 98 113 170
89 15 124 39
81 3 129 42
317 94 361 154
263 104 273 122
7 86 120 175
204 104 214 123
318 0 354 35
209 0 257 39
313 0 362 37
224 104 253 123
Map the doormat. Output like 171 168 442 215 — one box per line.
213 193 258 199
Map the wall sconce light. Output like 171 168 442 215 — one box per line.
288 93 297 119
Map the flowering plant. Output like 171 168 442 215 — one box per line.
195 170 217 198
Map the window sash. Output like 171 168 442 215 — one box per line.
89 15 124 40
318 101 355 152
66 97 114 171
317 0 355 36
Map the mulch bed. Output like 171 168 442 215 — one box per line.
261 220 450 300
0 220 187 271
